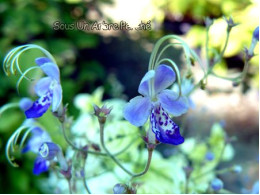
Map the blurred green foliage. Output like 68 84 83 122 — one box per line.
0 0 258 193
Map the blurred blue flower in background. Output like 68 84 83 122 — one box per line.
24 57 62 118
205 151 215 161
211 178 224 192
251 181 259 194
253 26 259 41
124 64 189 145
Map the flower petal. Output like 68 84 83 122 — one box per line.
150 105 184 145
34 77 52 97
51 83 62 112
33 156 49 175
40 62 60 82
19 98 33 111
22 127 51 153
172 79 194 96
25 92 52 118
123 96 152 126
158 89 189 116
35 57 52 66
138 70 155 96
154 64 176 94
39 142 60 160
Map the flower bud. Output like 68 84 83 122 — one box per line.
93 104 112 124
253 26 259 42
232 165 242 173
223 16 238 32
211 178 224 192
205 152 214 161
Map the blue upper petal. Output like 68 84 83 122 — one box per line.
123 96 152 126
35 57 52 66
158 89 189 116
154 65 176 95
24 92 52 118
33 156 49 175
150 105 184 145
40 62 60 82
138 70 155 97
34 77 52 97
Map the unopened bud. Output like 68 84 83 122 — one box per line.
93 104 112 124
211 178 224 192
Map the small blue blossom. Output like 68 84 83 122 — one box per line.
253 26 259 42
211 178 224 192
22 127 52 175
24 57 62 118
124 64 189 145
205 151 215 161
232 165 242 174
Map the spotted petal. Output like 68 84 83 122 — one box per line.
154 64 176 94
150 105 184 145
123 96 152 126
24 92 52 118
138 70 155 96
158 89 189 116
33 156 49 175
35 77 52 97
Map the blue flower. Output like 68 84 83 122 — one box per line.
253 26 259 42
24 57 62 118
22 127 52 175
211 178 224 192
205 151 214 161
123 64 189 145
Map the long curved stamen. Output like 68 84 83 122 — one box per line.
16 66 41 95
0 102 20 117
148 35 206 77
3 44 57 79
5 126 32 167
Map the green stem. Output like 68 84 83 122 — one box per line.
67 179 72 194
0 102 19 116
61 121 136 157
99 122 153 178
191 142 227 182
83 158 92 194
205 26 210 68
61 122 106 156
